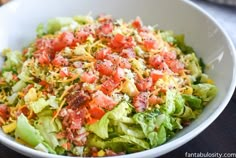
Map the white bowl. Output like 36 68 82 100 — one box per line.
0 0 235 157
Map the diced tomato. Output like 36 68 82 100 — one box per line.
53 32 74 52
167 60 184 73
73 30 90 45
150 70 163 83
111 33 125 48
95 48 111 60
88 107 105 119
97 22 113 35
143 39 158 51
39 80 49 88
100 78 119 95
132 16 143 29
38 50 50 65
80 72 97 83
136 77 153 91
161 51 177 60
110 33 135 52
59 67 70 77
95 60 114 76
133 92 149 112
148 95 159 106
87 118 99 125
0 104 9 121
149 54 163 69
107 54 131 69
120 48 136 58
51 55 68 67
35 38 53 52
113 67 125 83
90 91 117 110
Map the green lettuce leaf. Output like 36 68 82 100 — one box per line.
47 17 76 34
182 94 202 109
34 116 61 149
87 101 133 139
15 114 44 147
192 83 217 102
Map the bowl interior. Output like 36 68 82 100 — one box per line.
0 0 235 157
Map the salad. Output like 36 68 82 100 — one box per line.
0 14 217 157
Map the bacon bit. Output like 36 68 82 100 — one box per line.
74 132 89 146
133 92 149 112
66 86 91 107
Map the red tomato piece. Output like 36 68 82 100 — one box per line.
90 91 117 110
95 60 114 76
132 16 143 29
53 32 74 52
149 54 164 69
0 104 9 121
35 38 53 52
150 70 163 83
73 30 90 45
38 50 50 65
167 60 184 73
136 77 153 91
113 67 125 83
100 78 119 95
88 107 105 119
59 67 70 78
80 72 97 83
51 55 68 67
143 39 158 51
120 48 136 58
97 22 113 34
107 54 131 69
95 48 111 60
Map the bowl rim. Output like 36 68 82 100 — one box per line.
0 0 236 157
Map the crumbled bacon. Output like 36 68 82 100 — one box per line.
66 84 91 107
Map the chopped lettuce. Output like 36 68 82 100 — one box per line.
192 83 217 102
12 80 26 92
184 53 202 80
182 94 202 110
87 113 110 139
15 114 44 147
87 101 132 139
47 17 76 34
111 135 149 150
174 34 194 54
30 98 49 114
2 49 22 72
133 109 168 147
34 116 61 149
161 90 176 114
